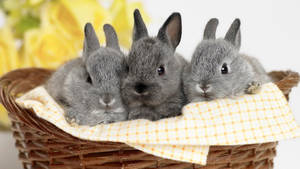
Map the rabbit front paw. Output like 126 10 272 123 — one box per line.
246 81 261 94
65 117 78 127
128 109 160 121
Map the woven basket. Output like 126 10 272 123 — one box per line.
0 68 299 169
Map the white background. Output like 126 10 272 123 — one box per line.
1 0 300 168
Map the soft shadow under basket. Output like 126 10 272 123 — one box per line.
0 68 299 169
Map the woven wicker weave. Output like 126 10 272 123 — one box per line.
0 68 299 169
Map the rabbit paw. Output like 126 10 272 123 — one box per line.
246 81 261 94
66 117 80 127
128 111 160 121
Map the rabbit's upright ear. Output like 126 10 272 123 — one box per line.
157 12 182 50
83 23 100 60
225 19 241 49
103 24 120 51
203 18 219 40
133 9 148 42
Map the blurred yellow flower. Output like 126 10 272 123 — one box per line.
0 26 19 72
22 28 78 68
0 26 19 128
28 0 45 6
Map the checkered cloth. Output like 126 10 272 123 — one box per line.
16 83 300 165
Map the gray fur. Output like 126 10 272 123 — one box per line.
203 18 219 40
157 12 182 50
45 23 127 126
83 23 100 60
104 24 120 51
183 19 270 103
121 9 186 121
133 9 149 41
224 19 241 49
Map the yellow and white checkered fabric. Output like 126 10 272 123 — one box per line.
16 83 300 165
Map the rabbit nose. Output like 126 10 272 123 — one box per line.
196 84 211 93
134 83 148 95
99 94 115 106
201 86 210 92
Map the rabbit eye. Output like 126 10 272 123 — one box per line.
221 63 229 74
86 75 93 84
157 66 165 76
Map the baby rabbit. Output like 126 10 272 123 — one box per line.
45 23 127 126
183 18 270 103
121 9 186 121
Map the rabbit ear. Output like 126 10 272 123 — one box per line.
103 24 120 51
157 12 182 50
83 23 100 59
235 29 241 49
225 19 241 49
203 18 219 40
133 9 148 42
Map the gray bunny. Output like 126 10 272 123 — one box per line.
45 23 127 126
121 9 186 121
183 18 270 103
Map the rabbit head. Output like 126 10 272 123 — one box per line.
121 9 182 107
184 18 255 102
63 23 127 124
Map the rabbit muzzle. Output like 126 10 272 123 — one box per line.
98 93 123 110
